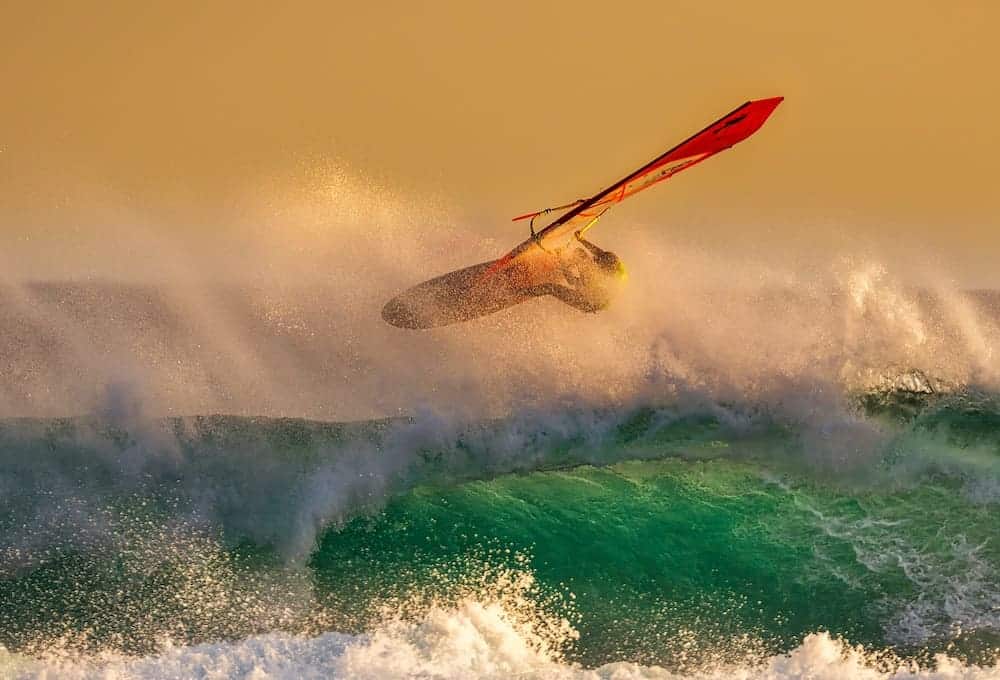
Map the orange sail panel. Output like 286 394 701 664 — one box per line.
523 97 784 249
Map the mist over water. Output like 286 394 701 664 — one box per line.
2 162 998 422
2 165 999 677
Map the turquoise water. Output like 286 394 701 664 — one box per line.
1 387 998 676
313 455 999 667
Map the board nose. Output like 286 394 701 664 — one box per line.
382 296 425 329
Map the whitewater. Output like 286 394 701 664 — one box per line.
1 171 999 678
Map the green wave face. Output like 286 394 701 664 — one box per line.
1 389 998 668
312 456 1000 667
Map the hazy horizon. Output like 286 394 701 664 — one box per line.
2 1 999 286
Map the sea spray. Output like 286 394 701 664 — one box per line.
1 369 998 672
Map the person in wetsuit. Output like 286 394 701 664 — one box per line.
381 232 626 328
526 232 627 312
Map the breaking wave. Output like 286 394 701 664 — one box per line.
3 196 1000 677
0 378 998 678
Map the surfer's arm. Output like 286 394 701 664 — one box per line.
573 233 610 259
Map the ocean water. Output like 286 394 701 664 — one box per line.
1 256 999 678
0 379 998 678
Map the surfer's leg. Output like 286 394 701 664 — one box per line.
528 283 602 313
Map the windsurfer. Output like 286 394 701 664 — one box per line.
523 233 627 313
382 97 783 329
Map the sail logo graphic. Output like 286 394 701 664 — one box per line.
644 153 710 187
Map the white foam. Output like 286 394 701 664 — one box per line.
4 603 997 680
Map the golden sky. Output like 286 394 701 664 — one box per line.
2 1 999 283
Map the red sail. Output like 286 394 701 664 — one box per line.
517 97 783 249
